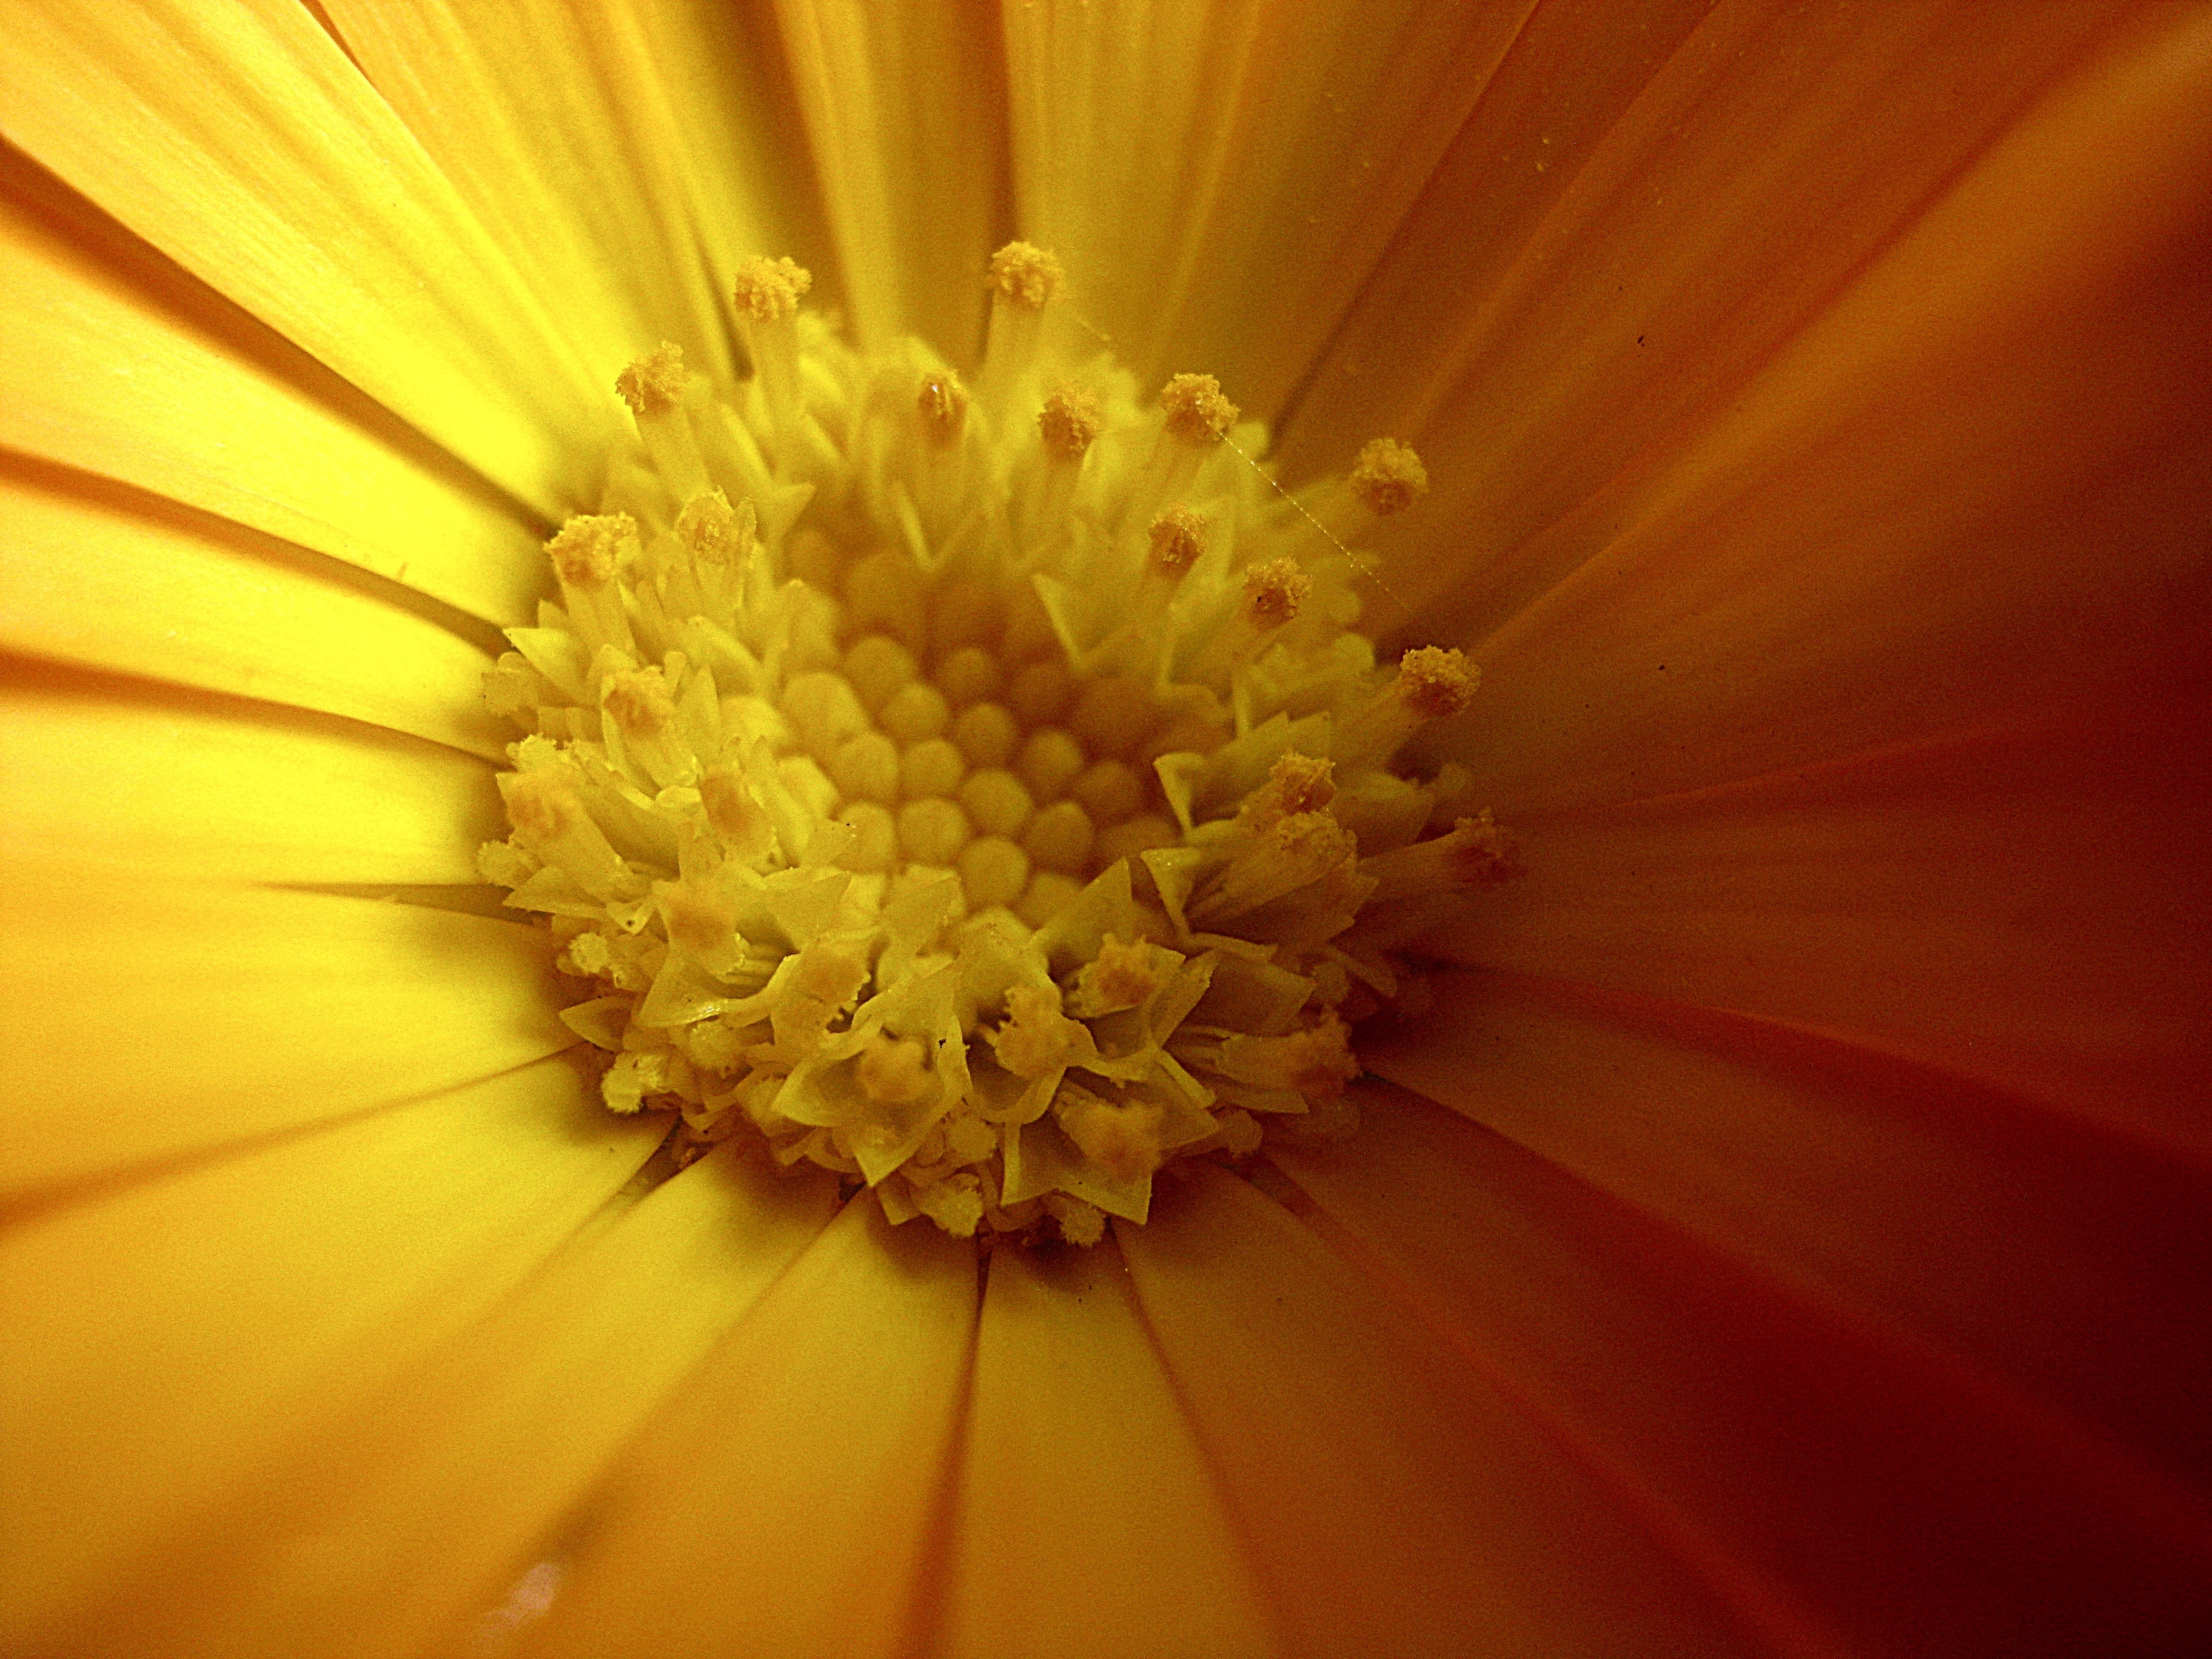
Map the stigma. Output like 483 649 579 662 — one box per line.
478 244 1517 1245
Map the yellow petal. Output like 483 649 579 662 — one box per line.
1430 709 2212 1160
1415 6 2212 792
0 1054 660 1655
942 1238 1278 1659
0 0 612 513
0 856 569 1196
0 461 504 758
1117 1164 1764 1657
517 1197 976 1659
1281 2 2133 618
768 0 1009 352
1361 971 2212 1495
75 1144 840 1659
1 663 500 884
319 0 770 386
1267 1082 2212 1657
1003 1 1534 414
0 146 547 625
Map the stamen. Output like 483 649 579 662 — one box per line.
480 250 1526 1245
1348 437 1429 517
980 240 1064 423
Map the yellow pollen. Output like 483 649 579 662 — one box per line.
857 1034 933 1106
917 372 968 444
504 768 584 843
697 767 773 857
661 882 736 956
1398 646 1478 717
615 341 689 417
1072 934 1163 1014
988 985 1095 1078
1160 373 1239 444
1038 384 1103 458
1349 437 1429 515
675 489 751 564
1243 557 1310 625
731 253 812 321
1148 507 1208 573
545 513 633 588
601 668 675 737
986 240 1065 309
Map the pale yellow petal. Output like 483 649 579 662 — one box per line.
1361 971 2212 1495
1268 1082 2212 1656
1118 1164 1765 1657
1002 0 1533 414
320 0 767 385
0 463 504 759
0 856 569 1196
1 663 500 885
0 0 613 513
0 146 546 625
769 0 1010 352
516 1198 977 1659
942 1238 1280 1659
79 1145 839 1659
1279 2 2128 618
0 1055 660 1656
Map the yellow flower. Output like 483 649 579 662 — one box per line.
4 4 2210 1658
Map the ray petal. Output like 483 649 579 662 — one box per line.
1267 1082 2212 1655
514 1197 978 1659
1118 1164 1766 1658
0 1054 661 1657
942 1237 1280 1659
0 857 571 1197
0 0 613 513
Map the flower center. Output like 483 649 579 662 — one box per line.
478 242 1518 1245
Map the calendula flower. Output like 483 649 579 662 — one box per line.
3 2 2209 1656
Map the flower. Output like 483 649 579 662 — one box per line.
2 3 2209 1657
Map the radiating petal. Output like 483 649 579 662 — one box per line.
76 1144 839 1659
318 0 796 387
1268 1083 2212 1656
1362 970 2212 1493
0 857 570 1196
0 0 614 512
0 460 503 758
942 1238 1279 1659
769 0 1011 354
1438 708 2212 1159
516 1198 977 1659
1415 5 2212 794
0 1055 660 1655
1284 1 2135 623
1 661 500 885
0 144 546 625
1000 0 1537 414
1118 1164 1766 1658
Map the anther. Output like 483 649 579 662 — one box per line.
1148 507 1209 576
1242 558 1309 626
675 489 752 566
980 239 1064 427
1160 374 1238 446
1038 384 1103 460
731 255 813 476
1348 438 1429 516
544 514 638 655
916 372 968 446
986 241 1066 310
617 343 709 498
1330 646 1479 768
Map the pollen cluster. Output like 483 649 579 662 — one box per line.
478 244 1517 1244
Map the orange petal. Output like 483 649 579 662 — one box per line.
942 1236 1278 1659
1362 970 2212 1494
0 1054 659 1654
1117 1163 1766 1657
0 854 570 1196
514 1198 977 1659
1426 707 2212 1159
1267 1082 2212 1655
72 1144 840 1659
1000 1 1536 414
1418 5 2212 798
